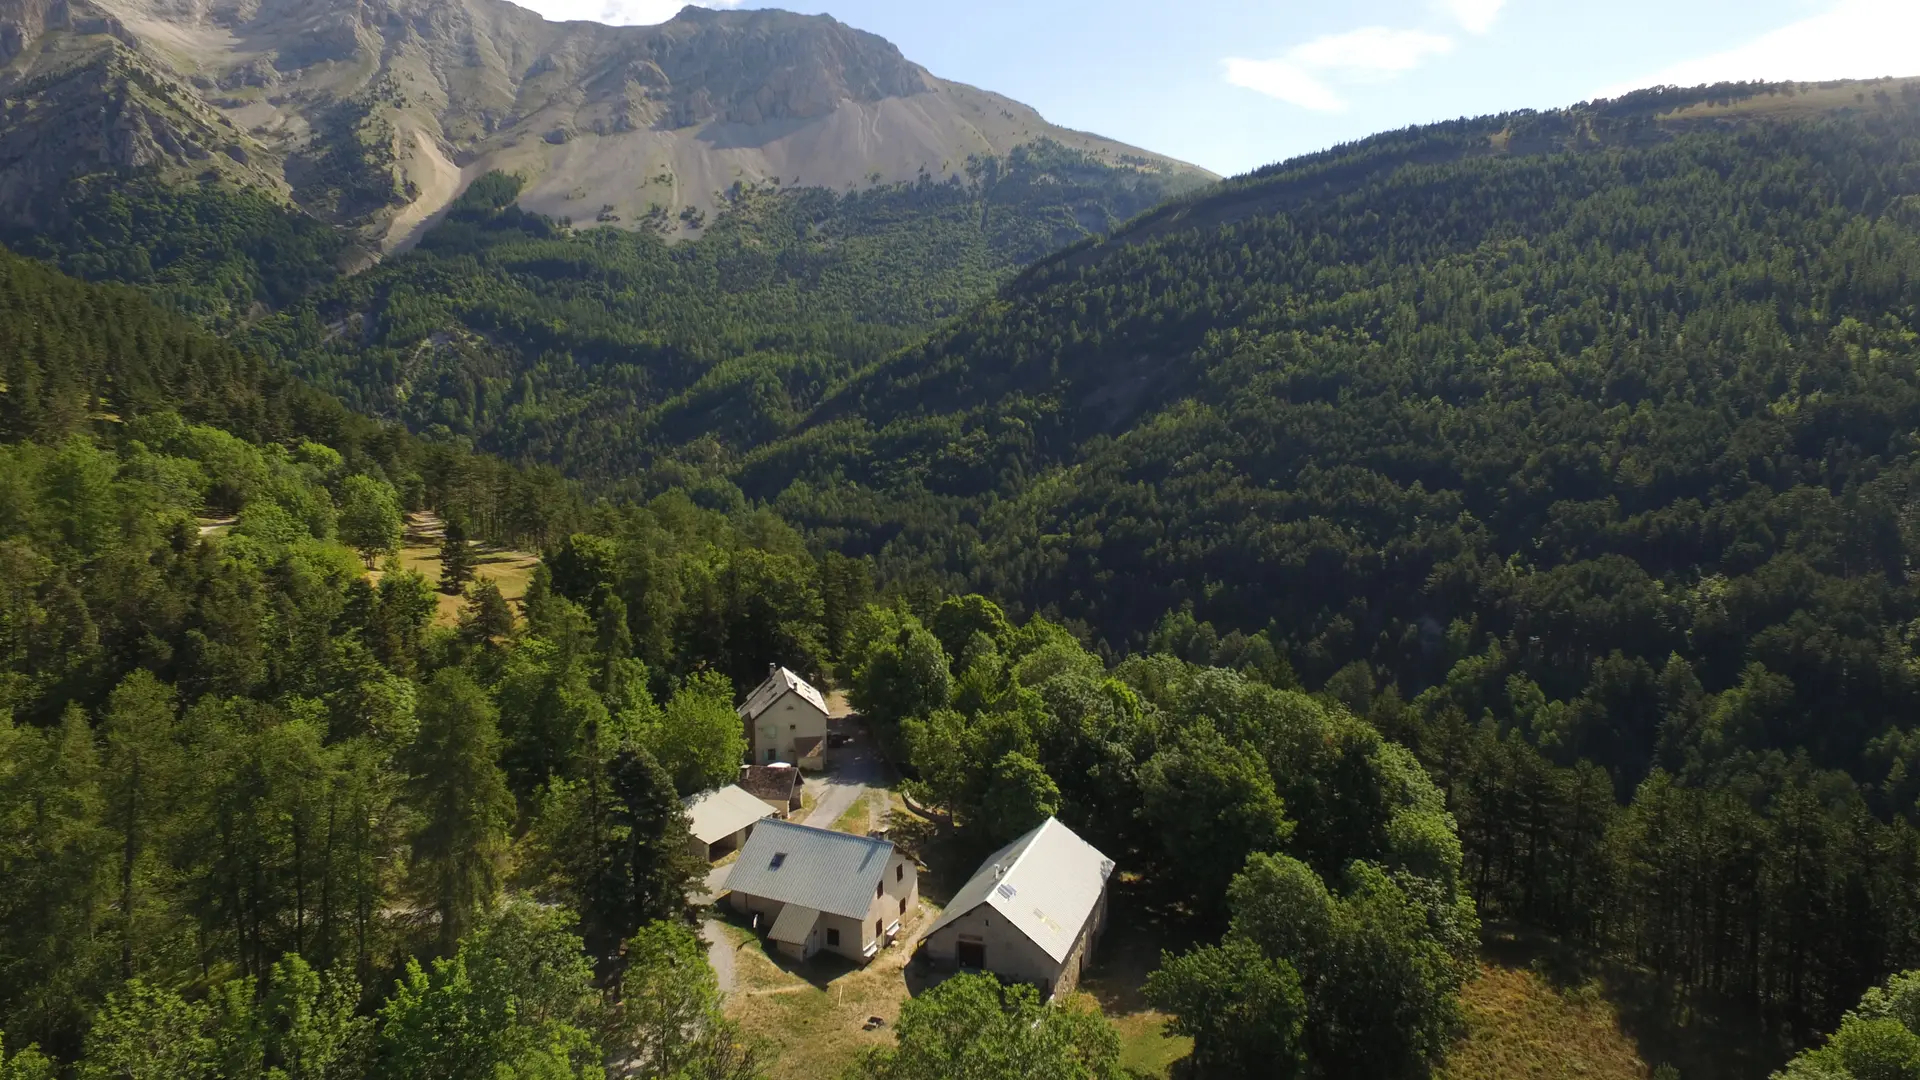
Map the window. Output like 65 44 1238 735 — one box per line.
769 853 787 870
876 881 884 898
789 724 796 730
765 748 776 762
899 898 907 915
876 920 882 938
896 864 903 882
827 928 840 947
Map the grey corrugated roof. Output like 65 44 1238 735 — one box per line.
738 666 829 721
924 818 1115 964
768 903 820 945
725 819 894 920
681 785 773 845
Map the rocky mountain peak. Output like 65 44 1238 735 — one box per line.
0 0 1212 248
631 7 933 126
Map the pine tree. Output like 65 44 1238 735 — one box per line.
98 671 181 981
580 749 702 958
404 669 512 953
459 580 515 647
438 516 473 596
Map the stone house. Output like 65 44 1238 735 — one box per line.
921 817 1115 998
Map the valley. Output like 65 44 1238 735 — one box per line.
0 2 1918 1078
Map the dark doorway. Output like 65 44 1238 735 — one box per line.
957 939 986 969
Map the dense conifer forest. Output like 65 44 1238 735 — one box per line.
9 78 1920 1079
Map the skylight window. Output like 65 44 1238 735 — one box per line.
770 852 788 870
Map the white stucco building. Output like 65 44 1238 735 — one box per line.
738 664 830 770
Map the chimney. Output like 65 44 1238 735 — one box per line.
769 662 778 677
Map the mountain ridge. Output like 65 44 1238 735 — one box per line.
0 0 1214 250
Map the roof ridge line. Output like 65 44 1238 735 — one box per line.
761 816 891 849
997 817 1055 884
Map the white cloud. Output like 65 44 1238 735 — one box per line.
1596 0 1920 99
1435 0 1507 35
516 0 742 27
1223 57 1348 112
1225 27 1455 113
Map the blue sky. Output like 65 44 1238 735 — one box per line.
516 0 1920 177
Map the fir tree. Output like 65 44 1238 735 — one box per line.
404 669 512 953
437 516 473 596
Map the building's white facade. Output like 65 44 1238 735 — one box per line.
738 665 830 769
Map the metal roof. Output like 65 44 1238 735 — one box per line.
725 819 895 920
738 665 829 721
767 903 820 945
924 818 1115 964
681 785 774 845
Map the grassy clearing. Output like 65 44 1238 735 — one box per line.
1110 1008 1189 1077
1078 884 1192 1078
1439 964 1649 1080
370 513 539 628
1662 77 1920 121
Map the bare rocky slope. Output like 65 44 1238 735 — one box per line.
0 0 1212 250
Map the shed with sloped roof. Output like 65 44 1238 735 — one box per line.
682 784 775 861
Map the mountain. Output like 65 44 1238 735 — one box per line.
262 136 1204 484
0 0 1211 250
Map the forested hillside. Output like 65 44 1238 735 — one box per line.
0 239 1474 1080
15 64 1920 1079
0 250 846 1075
249 140 1197 484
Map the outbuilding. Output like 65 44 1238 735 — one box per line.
921 818 1115 998
738 764 804 816
682 784 775 861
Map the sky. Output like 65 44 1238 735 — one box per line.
514 0 1920 178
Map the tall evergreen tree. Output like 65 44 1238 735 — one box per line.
404 670 512 953
436 516 473 596
582 749 702 958
98 671 181 982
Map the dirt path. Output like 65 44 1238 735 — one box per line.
703 919 737 995
801 718 881 831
